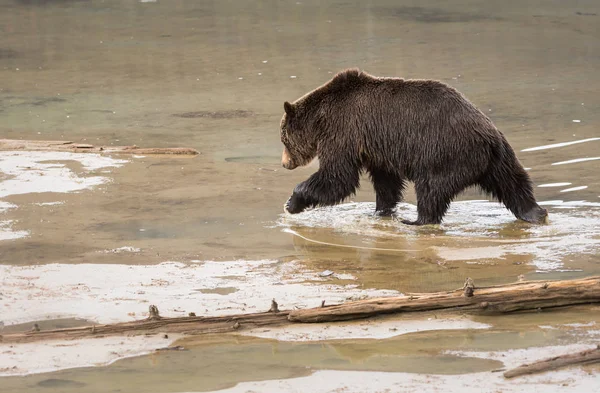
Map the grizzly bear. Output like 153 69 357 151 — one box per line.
280 69 548 225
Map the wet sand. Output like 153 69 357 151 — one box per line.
1 0 600 391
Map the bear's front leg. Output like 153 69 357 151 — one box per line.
284 191 310 214
284 167 360 214
284 180 316 214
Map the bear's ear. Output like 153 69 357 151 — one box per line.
284 101 295 116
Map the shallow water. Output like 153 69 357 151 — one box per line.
1 0 600 390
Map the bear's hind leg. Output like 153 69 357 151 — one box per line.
401 178 457 225
477 140 548 224
370 169 406 217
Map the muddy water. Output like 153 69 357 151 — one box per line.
1 0 600 390
1 0 599 281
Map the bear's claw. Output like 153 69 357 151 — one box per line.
401 218 440 226
518 206 549 224
284 194 307 214
375 208 396 218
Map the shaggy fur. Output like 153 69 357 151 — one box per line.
280 69 548 225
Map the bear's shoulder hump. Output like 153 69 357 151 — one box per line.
330 68 366 85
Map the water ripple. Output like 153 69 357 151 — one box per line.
552 157 600 166
522 137 600 152
277 200 600 272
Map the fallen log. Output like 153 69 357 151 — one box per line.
288 275 600 322
1 307 290 344
504 346 600 378
1 276 599 344
0 139 199 155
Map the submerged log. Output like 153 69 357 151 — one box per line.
504 346 600 378
0 139 199 155
2 276 599 344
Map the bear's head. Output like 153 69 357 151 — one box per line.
280 101 318 170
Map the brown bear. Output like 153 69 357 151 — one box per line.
280 69 548 225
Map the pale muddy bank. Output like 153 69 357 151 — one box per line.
0 260 398 326
201 367 600 393
0 335 181 377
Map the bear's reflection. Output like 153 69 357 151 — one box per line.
284 221 535 293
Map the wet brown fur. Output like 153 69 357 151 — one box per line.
281 68 548 225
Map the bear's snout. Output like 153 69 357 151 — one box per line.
281 147 297 170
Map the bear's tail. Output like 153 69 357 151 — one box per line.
478 136 548 224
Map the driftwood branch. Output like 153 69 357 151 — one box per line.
504 346 600 378
2 276 599 344
0 139 199 155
